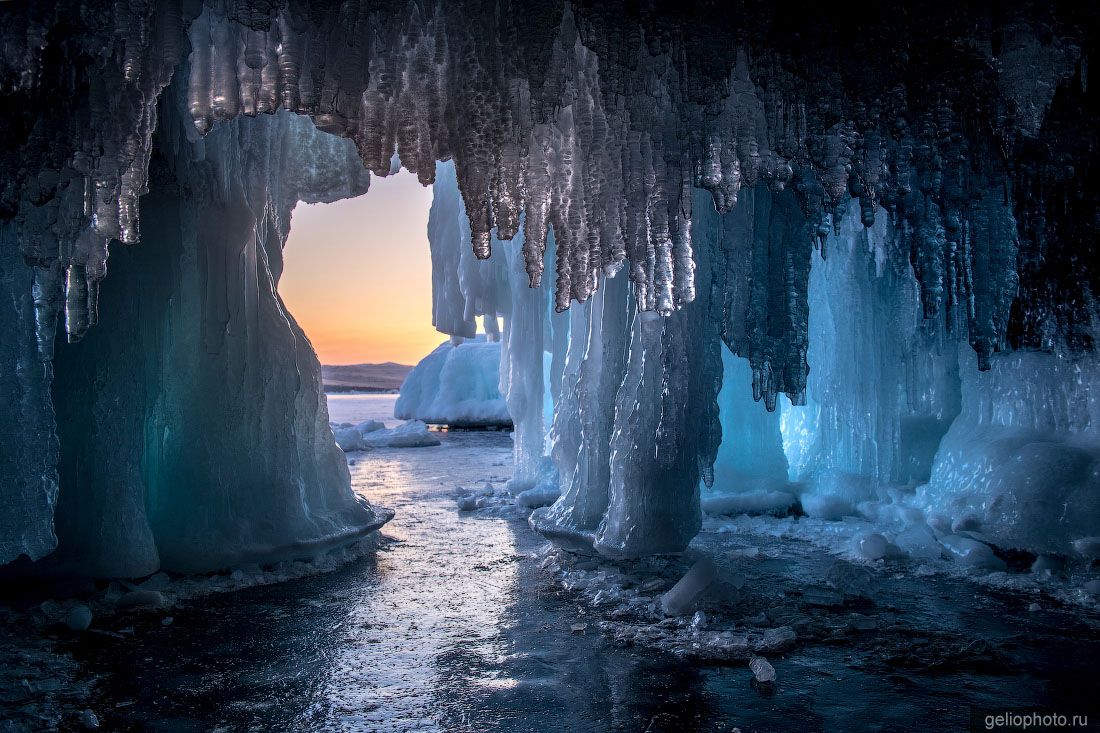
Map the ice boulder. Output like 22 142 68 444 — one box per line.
917 351 1100 556
395 337 511 427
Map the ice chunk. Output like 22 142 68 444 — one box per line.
1030 554 1065 574
360 421 440 449
1084 579 1100 595
117 590 166 610
516 485 561 509
79 709 100 729
801 494 857 520
749 656 776 683
825 562 873 598
65 604 93 631
895 525 943 561
337 420 440 451
939 535 1007 571
919 351 1100 556
138 572 172 592
660 558 718 616
855 533 889 561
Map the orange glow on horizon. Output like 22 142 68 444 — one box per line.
278 170 445 366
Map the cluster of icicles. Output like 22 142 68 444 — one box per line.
2 0 1077 407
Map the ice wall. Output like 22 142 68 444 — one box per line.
708 347 789 494
25 90 387 576
918 349 1100 555
0 226 59 565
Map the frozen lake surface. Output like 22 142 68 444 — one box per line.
30 394 1098 732
326 392 402 428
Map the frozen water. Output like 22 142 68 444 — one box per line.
65 605 92 632
395 337 511 428
938 536 1007 571
855 533 890 561
895 525 944 561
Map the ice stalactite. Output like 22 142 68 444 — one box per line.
1 0 1098 568
5 0 1086 417
707 347 789 495
526 189 723 557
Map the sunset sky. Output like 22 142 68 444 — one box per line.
279 170 444 366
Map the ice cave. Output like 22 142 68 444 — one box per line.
1 0 1099 730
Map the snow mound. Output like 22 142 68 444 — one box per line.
335 420 440 451
395 337 512 427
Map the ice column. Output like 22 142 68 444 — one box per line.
0 225 60 565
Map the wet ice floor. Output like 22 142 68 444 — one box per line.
47 395 1100 732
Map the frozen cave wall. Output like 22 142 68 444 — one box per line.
2 78 388 575
1 0 1099 569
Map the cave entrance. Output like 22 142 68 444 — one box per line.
278 166 437 434
278 168 438 378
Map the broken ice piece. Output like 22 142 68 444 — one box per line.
895 524 942 561
660 557 718 616
66 603 93 631
1031 554 1065 574
456 495 478 511
855 533 889 560
749 656 776 682
570 623 588 634
690 610 707 632
1027 603 1041 612
1083 579 1100 595
761 626 797 648
79 709 100 729
116 590 166 610
139 572 171 592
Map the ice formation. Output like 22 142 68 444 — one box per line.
1 1 1098 573
395 336 511 427
334 420 440 451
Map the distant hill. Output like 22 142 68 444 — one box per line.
321 362 413 393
